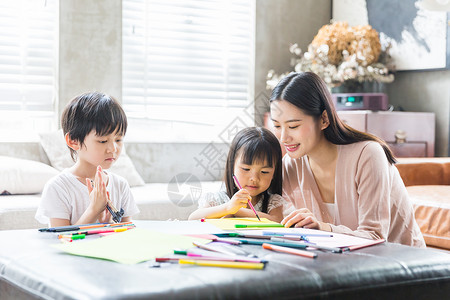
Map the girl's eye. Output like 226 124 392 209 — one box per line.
273 125 280 129
261 171 269 174
99 140 107 143
241 167 250 172
289 125 299 129
116 139 122 143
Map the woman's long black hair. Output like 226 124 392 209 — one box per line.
270 72 396 165
224 127 283 213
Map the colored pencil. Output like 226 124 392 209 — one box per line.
170 251 265 263
263 231 333 237
263 243 317 259
39 221 134 233
344 239 385 251
179 259 265 270
238 238 309 249
233 175 261 221
192 242 237 256
270 237 342 253
235 223 284 228
57 227 130 239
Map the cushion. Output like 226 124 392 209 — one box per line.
39 130 145 187
408 185 450 250
396 158 450 186
0 156 59 194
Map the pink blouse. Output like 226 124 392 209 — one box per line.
282 141 426 247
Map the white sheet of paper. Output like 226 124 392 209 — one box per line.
238 228 377 248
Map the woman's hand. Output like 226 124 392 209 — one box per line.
227 189 251 215
281 208 331 231
86 166 109 217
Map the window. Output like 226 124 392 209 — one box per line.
0 0 58 141
122 0 255 142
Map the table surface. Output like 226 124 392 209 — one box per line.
1 221 450 300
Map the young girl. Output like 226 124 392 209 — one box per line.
270 72 425 247
189 127 285 222
35 92 140 227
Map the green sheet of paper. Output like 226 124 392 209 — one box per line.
54 228 210 264
205 217 281 230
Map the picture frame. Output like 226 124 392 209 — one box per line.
332 0 450 71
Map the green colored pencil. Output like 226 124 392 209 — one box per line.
235 224 285 228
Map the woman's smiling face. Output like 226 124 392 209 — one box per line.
270 100 324 159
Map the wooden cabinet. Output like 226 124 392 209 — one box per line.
337 111 435 157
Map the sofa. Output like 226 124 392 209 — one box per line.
1 135 448 250
396 157 450 251
0 131 222 230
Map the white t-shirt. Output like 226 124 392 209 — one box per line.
35 169 140 225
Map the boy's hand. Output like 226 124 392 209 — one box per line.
227 189 251 214
98 208 112 223
86 166 109 217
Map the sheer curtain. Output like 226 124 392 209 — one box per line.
122 0 255 142
0 0 58 140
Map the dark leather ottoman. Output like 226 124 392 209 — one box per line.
0 225 449 300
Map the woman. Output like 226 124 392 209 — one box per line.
270 72 425 247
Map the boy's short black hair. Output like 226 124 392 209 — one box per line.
61 92 127 161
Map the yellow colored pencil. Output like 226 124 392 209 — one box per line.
179 259 265 270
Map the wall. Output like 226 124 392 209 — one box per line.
254 0 332 126
388 71 450 156
59 0 122 119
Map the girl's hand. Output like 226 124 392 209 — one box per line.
86 166 109 217
227 189 251 215
281 208 331 231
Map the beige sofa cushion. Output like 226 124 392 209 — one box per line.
0 156 59 194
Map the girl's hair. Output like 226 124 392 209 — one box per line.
61 92 127 161
269 72 396 165
224 127 283 213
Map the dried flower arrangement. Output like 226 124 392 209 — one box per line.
266 22 395 91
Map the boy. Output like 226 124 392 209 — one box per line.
36 92 139 227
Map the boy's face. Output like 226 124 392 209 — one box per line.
77 129 124 170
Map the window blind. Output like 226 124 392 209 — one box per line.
0 0 58 139
122 0 254 142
